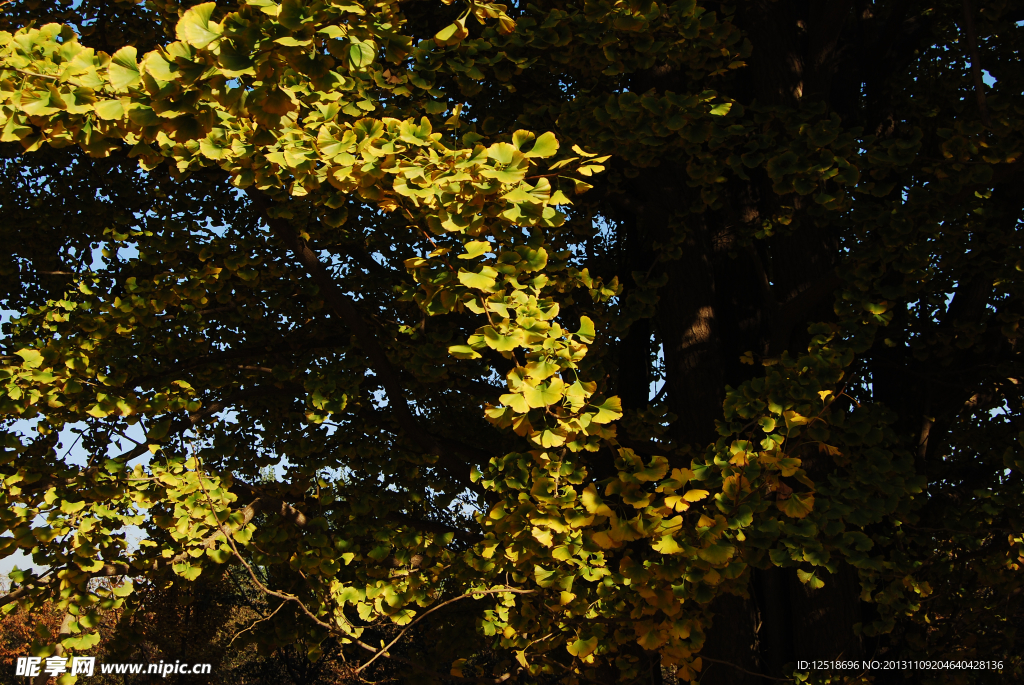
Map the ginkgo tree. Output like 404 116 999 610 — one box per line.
1 0 1022 683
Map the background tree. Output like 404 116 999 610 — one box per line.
0 0 1022 683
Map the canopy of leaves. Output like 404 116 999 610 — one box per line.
0 0 1022 683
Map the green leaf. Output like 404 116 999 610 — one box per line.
399 116 433 145
525 359 560 381
367 544 391 560
483 327 524 351
682 489 709 502
278 0 306 29
499 392 529 414
60 500 86 514
778 492 815 518
521 247 547 272
448 345 482 360
797 569 825 589
524 131 559 158
522 378 564 408
108 46 140 90
274 36 312 46
533 565 558 588
434 18 468 47
566 635 598 658
575 316 596 343
16 349 44 368
512 130 535 151
458 240 491 260
697 542 736 564
709 102 733 116
487 142 516 165
589 396 622 424
458 267 498 291
172 562 203 581
94 99 124 120
176 2 221 48
348 40 376 69
61 632 100 651
652 535 684 555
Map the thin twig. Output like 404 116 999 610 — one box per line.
11 68 59 80
192 464 513 684
355 587 536 674
8 67 87 89
227 599 286 648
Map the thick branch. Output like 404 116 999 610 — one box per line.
32 613 74 685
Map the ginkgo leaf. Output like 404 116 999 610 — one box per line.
482 326 524 351
533 565 557 588
521 247 548 271
512 130 535 151
636 624 668 650
458 240 491 260
274 36 312 46
94 100 124 120
522 377 564 408
533 428 566 447
778 492 815 518
61 632 100 651
487 142 516 165
348 40 376 68
448 345 482 359
525 358 560 380
172 562 203 581
581 484 613 516
589 396 622 424
797 569 825 589
575 316 596 343
399 117 433 144
524 131 559 158
499 392 529 413
652 535 684 555
434 18 468 46
108 46 139 90
16 349 43 368
697 542 736 564
176 2 221 48
458 267 498 291
566 635 598 658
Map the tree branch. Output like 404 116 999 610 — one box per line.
0 563 127 608
355 587 535 675
245 189 487 490
384 511 483 545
